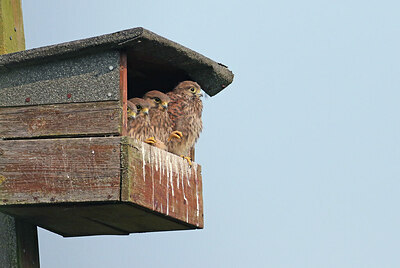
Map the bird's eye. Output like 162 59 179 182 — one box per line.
190 87 195 92
136 105 142 110
155 97 161 103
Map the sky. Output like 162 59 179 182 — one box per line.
20 0 400 267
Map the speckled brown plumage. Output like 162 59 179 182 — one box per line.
143 90 173 148
127 97 152 142
167 81 203 156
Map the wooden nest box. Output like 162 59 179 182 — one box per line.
0 28 233 237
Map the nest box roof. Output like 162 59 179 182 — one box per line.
0 27 233 96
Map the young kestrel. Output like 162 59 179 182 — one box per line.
143 90 172 145
127 97 158 146
127 100 138 120
167 81 203 163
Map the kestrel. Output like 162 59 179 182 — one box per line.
143 90 181 150
167 81 203 164
127 100 138 120
127 97 157 146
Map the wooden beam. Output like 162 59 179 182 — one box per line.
0 0 25 54
0 1 39 267
0 101 121 139
119 51 128 136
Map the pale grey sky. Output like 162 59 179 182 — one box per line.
22 0 400 267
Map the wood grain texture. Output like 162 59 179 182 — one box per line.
121 137 203 228
119 52 128 136
15 219 39 268
0 101 121 139
0 137 121 205
0 137 203 237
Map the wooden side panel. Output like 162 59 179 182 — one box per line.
121 138 203 228
0 101 121 139
119 52 128 136
0 137 121 205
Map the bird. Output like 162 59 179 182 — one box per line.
127 100 138 120
142 90 181 150
167 81 203 165
127 97 160 147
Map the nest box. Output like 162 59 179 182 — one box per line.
0 28 233 237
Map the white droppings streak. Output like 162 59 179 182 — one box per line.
174 157 180 189
193 164 200 217
181 160 188 211
187 163 191 187
169 156 174 197
154 148 158 172
141 144 146 181
166 169 169 216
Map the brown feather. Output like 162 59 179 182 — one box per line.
167 81 203 156
143 90 173 148
127 97 153 141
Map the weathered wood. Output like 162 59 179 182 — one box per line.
119 51 128 136
1 203 197 237
0 51 120 107
0 137 203 236
0 101 121 139
1 204 128 237
0 137 121 205
122 138 203 228
0 0 25 55
15 219 39 267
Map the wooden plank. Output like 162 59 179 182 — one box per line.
0 205 128 237
119 51 128 136
0 101 121 139
0 0 25 55
0 203 195 237
121 138 203 228
0 137 121 205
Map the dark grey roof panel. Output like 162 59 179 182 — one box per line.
0 27 233 96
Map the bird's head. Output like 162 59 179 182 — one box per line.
143 90 171 111
128 97 151 116
127 101 137 119
173 81 203 98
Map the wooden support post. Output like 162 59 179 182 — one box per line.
0 0 25 54
0 1 40 267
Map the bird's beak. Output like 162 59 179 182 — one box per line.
142 108 149 115
197 92 203 97
161 101 168 110
128 112 137 119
